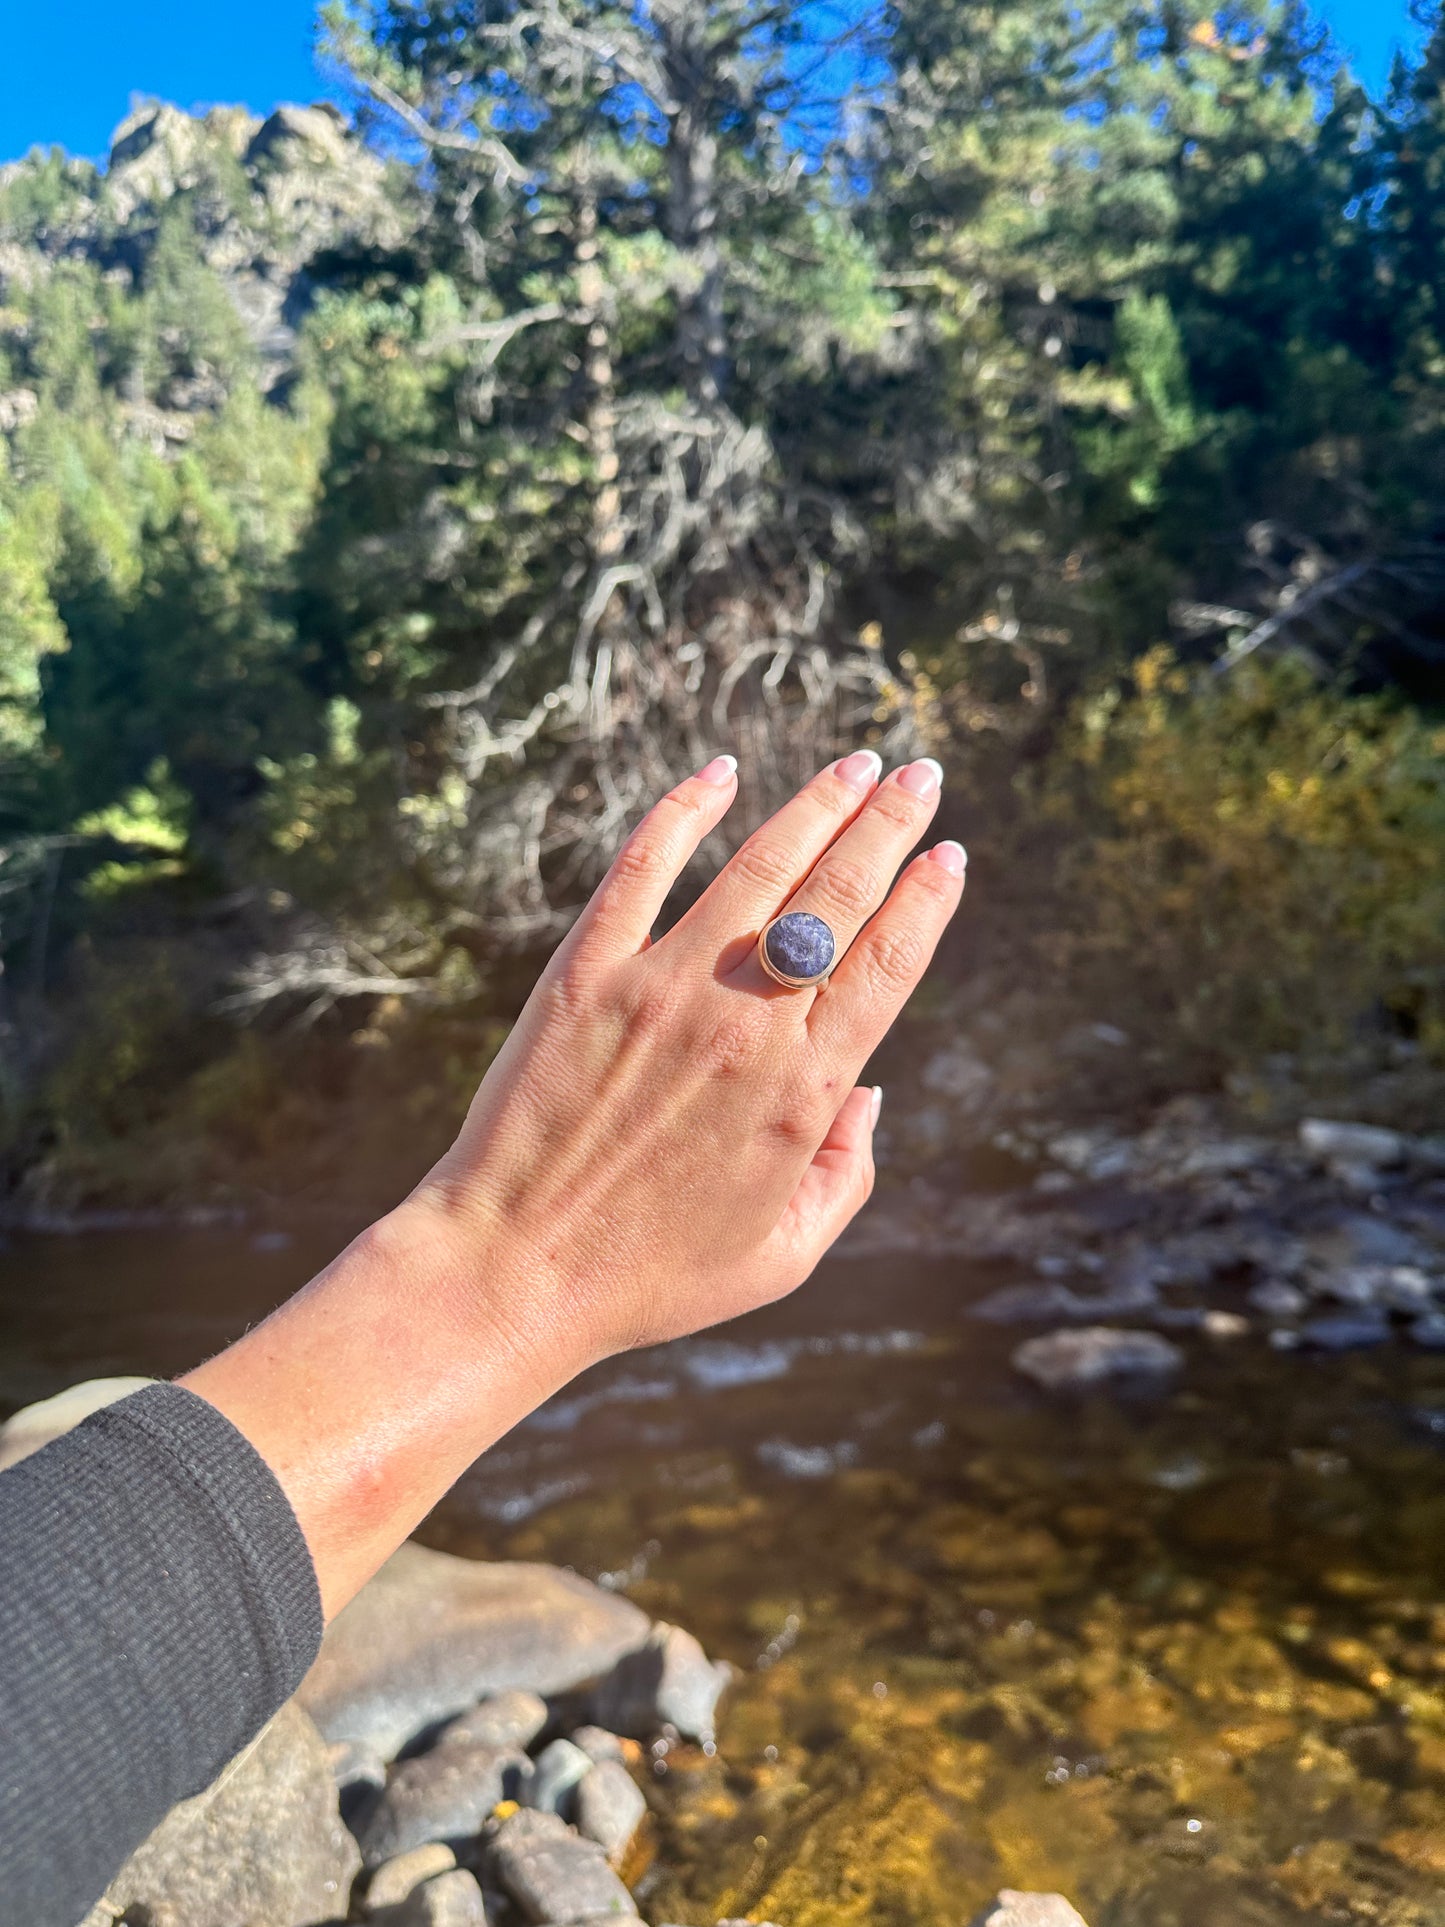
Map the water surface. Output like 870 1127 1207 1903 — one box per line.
7 1229 1445 1925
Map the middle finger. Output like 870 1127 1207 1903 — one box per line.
750 759 943 983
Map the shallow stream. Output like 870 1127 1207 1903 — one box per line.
7 1226 1445 1925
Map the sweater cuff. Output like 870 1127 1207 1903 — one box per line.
96 1382 324 1695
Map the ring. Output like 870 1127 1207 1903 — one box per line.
758 911 837 988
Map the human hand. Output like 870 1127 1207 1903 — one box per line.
421 750 967 1371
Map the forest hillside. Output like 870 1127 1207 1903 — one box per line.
1 0 1443 1213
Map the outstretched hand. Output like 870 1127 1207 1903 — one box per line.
183 754 966 1615
426 750 966 1364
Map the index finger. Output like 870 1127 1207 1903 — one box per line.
806 842 967 1062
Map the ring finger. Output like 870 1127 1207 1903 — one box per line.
748 759 943 989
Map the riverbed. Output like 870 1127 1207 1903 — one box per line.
6 1226 1445 1925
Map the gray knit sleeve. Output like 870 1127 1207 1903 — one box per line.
0 1382 324 1927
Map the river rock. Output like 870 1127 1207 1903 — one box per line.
574 1761 647 1865
968 1893 1091 1927
569 1726 628 1765
439 1690 549 1753
367 1842 458 1911
372 1866 492 1927
1411 1313 1445 1349
485 1808 636 1922
590 1622 731 1742
0 1375 153 1469
1300 1118 1404 1169
1012 1326 1183 1391
357 1739 532 1867
92 1701 360 1927
528 1738 593 1815
298 1543 651 1759
1297 1309 1390 1351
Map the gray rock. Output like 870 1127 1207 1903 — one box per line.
1300 1118 1404 1168
1410 1313 1445 1350
373 1867 491 1927
968 1892 1091 1927
1012 1326 1184 1392
94 1702 360 1927
1298 1310 1391 1351
1248 1280 1307 1318
367 1843 458 1912
486 1808 636 1923
0 1375 153 1469
590 1622 731 1743
574 1762 647 1866
528 1738 593 1816
299 1543 651 1760
569 1727 627 1765
329 1736 389 1832
439 1690 549 1753
358 1739 532 1867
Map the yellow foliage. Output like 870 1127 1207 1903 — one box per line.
1051 654 1445 1067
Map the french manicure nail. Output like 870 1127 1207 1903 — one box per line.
696 754 738 786
870 1085 884 1128
896 757 943 798
929 840 968 877
834 749 883 792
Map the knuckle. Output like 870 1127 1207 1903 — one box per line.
699 1012 761 1078
610 828 669 890
869 785 926 831
908 858 957 906
812 854 879 923
861 924 925 995
730 836 799 898
620 978 681 1041
770 1107 822 1150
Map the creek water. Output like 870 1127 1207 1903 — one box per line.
7 1225 1445 1925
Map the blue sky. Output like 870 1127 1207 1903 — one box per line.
0 0 1432 165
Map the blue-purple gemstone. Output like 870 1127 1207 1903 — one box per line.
764 911 836 983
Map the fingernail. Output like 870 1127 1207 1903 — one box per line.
696 754 738 786
929 840 968 877
896 758 943 798
834 749 883 792
870 1085 884 1128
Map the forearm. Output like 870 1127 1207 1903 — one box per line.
180 1192 580 1620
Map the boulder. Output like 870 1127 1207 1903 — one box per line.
357 1740 531 1867
574 1762 646 1866
1012 1327 1183 1391
92 1702 360 1927
968 1893 1091 1927
298 1543 651 1760
0 1375 153 1470
485 1809 636 1923
590 1623 731 1743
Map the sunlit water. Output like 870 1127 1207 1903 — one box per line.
7 1227 1445 1925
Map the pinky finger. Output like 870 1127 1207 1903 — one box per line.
808 841 966 1061
757 1082 879 1286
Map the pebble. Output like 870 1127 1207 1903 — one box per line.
358 1741 531 1867
1248 1280 1307 1318
528 1738 593 1816
367 1843 458 1912
485 1807 637 1923
574 1760 647 1865
1012 1327 1184 1391
1410 1313 1445 1349
569 1726 628 1765
1297 1310 1391 1351
968 1892 1091 1927
372 1867 490 1927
